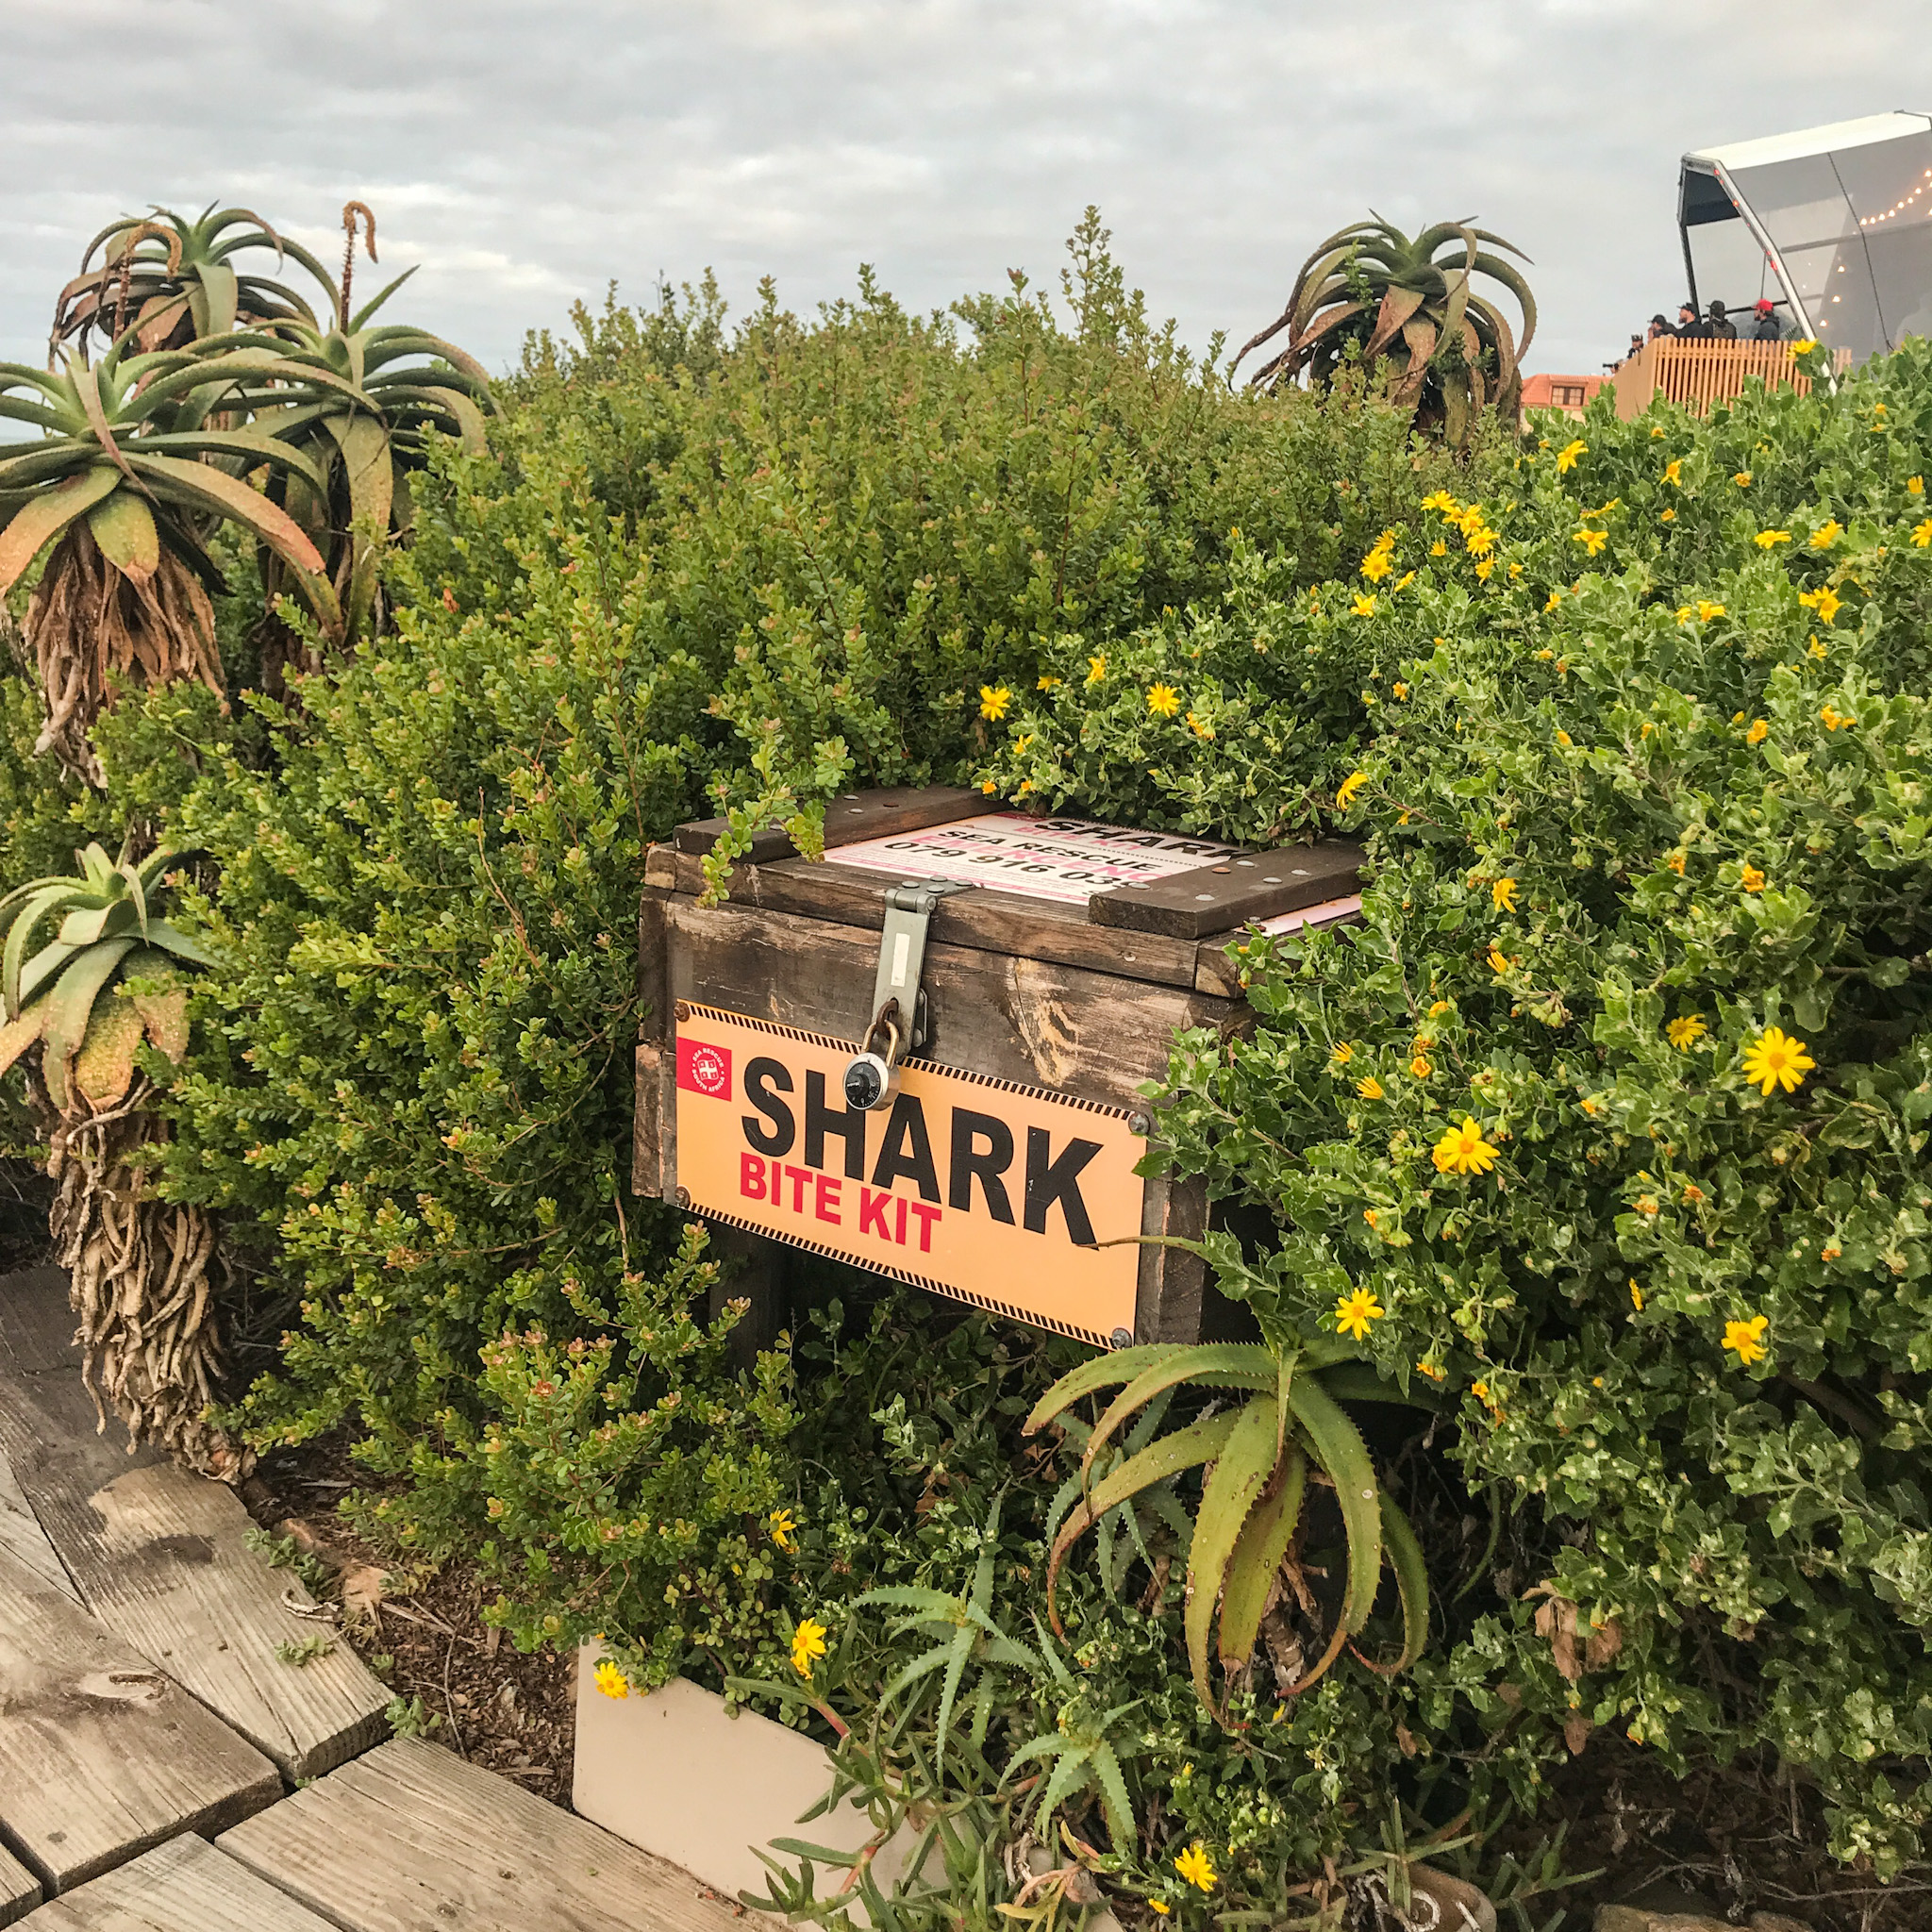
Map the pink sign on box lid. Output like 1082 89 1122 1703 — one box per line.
827 810 1239 906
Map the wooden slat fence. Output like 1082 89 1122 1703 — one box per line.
1613 339 1853 419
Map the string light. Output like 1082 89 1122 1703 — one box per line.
1859 167 1932 226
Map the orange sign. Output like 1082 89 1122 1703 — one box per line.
673 1005 1145 1343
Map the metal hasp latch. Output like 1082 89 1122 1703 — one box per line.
843 878 974 1110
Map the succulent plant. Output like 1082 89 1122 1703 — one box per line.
49 204 327 359
1025 1341 1428 1722
237 212 494 649
0 841 215 1113
0 841 232 1474
0 333 336 777
1235 216 1537 442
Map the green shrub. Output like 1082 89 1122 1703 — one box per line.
112 226 1462 1466
985 346 1932 1871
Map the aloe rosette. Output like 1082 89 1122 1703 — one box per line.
1236 215 1537 442
1024 1341 1429 1721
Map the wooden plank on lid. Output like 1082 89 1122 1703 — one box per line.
1089 841 1365 939
673 786 983 860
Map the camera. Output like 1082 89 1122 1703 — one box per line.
843 1051 895 1112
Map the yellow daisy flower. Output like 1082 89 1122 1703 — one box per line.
1333 1286 1385 1341
1433 1116 1498 1176
1146 683 1181 718
1723 1314 1769 1367
593 1658 630 1700
1740 1026 1813 1096
979 684 1011 722
791 1616 829 1678
1666 1014 1707 1051
1174 1844 1217 1894
1556 439 1587 474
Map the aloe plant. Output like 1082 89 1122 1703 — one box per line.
0 841 216 1106
1003 1626 1144 1850
1024 1341 1430 1722
1234 216 1536 442
0 333 336 778
0 843 232 1474
233 228 494 651
853 1493 1040 1772
49 204 328 358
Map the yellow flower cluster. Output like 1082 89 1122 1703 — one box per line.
1359 529 1397 582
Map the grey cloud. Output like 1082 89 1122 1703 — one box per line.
1 0 1926 382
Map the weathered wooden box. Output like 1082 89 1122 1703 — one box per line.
635 789 1360 1347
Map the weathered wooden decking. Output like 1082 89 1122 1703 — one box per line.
0 1268 743 1932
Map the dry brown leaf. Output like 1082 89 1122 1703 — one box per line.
1562 1712 1593 1756
1532 1589 1624 1684
0 996 50 1079
340 1562 387 1627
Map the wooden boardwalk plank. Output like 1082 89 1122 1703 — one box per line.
218 1737 751 1932
0 1270 390 1781
18 1832 337 1931
0 1845 40 1930
0 1543 280 1894
0 1439 76 1606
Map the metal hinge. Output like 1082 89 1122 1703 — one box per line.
844 879 974 1109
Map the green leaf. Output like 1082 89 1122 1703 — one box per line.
42 937 136 1111
1216 1441 1307 1670
0 468 120 593
1288 1374 1383 1636
1090 1740 1137 1851
1184 1395 1280 1713
1361 1493 1429 1674
5 886 83 1018
142 920 221 970
1024 1343 1189 1433
84 490 159 585
1045 1407 1241 1629
1080 1344 1276 1483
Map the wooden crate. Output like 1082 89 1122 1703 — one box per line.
634 789 1361 1347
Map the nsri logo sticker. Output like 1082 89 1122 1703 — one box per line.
676 1037 733 1100
672 1005 1142 1342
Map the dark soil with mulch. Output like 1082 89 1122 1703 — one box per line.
1491 1734 1924 1931
240 1434 576 1805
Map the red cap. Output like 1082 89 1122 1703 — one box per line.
1755 298 1775 314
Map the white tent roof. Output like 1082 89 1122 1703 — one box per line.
1685 111 1931 175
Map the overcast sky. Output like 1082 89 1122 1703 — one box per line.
2 1 1927 384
